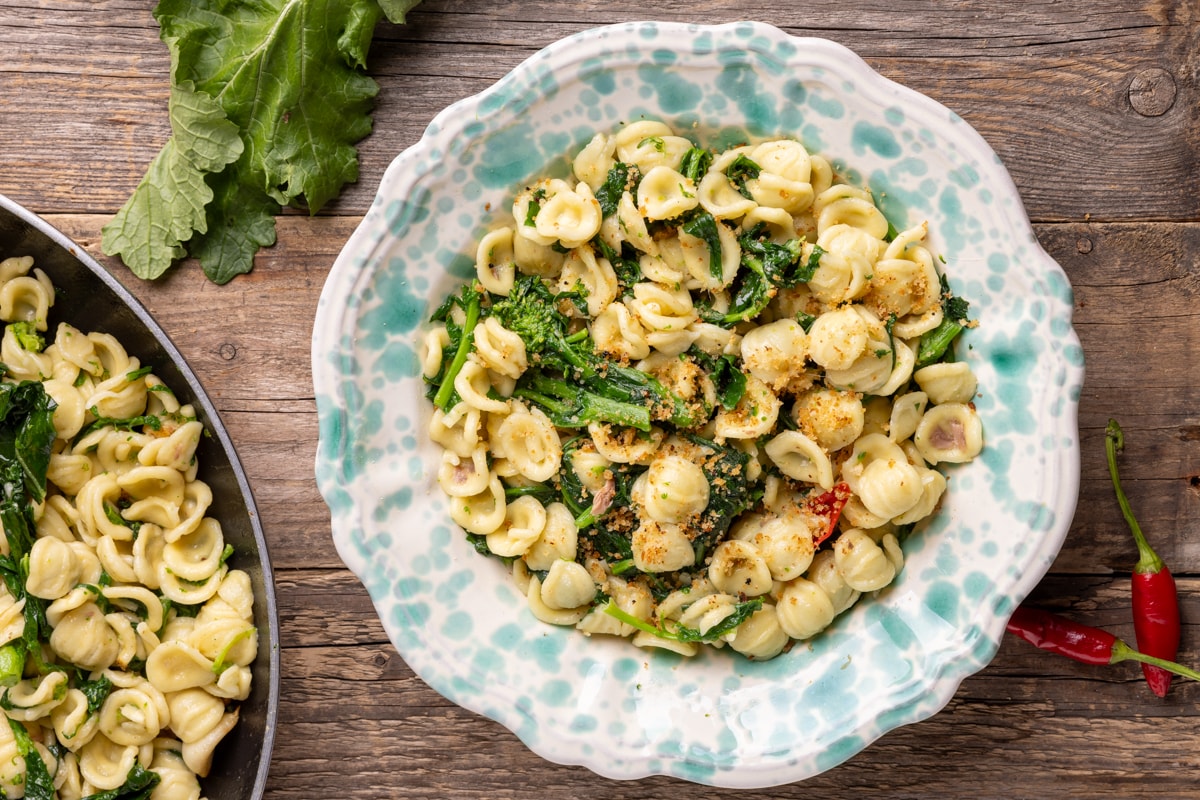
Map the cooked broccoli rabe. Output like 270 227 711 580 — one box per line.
602 596 764 643
699 251 772 326
681 210 724 280
559 436 643 531
594 238 642 290
686 347 747 410
514 372 652 431
596 162 636 218
495 275 703 430
490 274 595 377
679 147 713 183
7 322 45 353
427 282 483 410
915 273 972 368
681 433 756 564
698 225 826 327
739 223 825 288
726 153 762 199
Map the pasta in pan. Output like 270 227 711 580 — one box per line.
0 256 254 798
423 121 983 660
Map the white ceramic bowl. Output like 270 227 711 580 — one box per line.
313 21 1083 787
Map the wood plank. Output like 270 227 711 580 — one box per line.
3 2 1199 798
273 569 388 647
46 214 337 403
34 217 1200 577
1 2 1196 221
268 571 1200 799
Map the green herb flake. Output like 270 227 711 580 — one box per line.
524 187 547 227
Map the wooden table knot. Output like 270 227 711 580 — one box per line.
1075 236 1093 254
1127 68 1177 117
218 342 239 361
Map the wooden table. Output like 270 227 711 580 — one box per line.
2 1 1198 797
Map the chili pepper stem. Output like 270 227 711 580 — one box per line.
1111 639 1200 683
1104 419 1163 575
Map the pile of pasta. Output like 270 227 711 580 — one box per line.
423 120 984 660
0 255 255 799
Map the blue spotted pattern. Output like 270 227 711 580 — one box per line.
312 21 1084 789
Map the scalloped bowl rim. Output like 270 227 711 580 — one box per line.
313 21 1083 787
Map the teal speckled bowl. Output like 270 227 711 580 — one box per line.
312 21 1083 787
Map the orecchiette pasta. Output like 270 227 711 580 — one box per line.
0 258 258 794
423 119 983 661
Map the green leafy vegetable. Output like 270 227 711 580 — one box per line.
0 381 57 516
79 674 114 716
602 596 764 643
102 501 142 539
77 409 163 440
524 187 547 227
679 147 712 183
80 763 162 800
125 365 154 381
884 216 901 242
695 224 823 327
581 500 639 562
489 275 594 377
560 437 645 535
427 282 482 410
493 276 701 429
101 81 244 280
595 162 634 218
699 254 773 327
915 273 972 368
687 349 747 410
515 372 652 432
726 153 761 199
163 598 201 620
681 211 724 280
594 238 642 288
0 645 23 688
738 224 823 288
503 483 558 505
7 718 55 800
681 434 755 562
8 322 45 353
637 136 665 153
102 0 424 284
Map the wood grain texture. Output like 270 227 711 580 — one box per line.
1 1 1199 797
2 1 1198 220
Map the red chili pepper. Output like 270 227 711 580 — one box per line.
1106 419 1181 697
807 482 852 547
1006 605 1200 682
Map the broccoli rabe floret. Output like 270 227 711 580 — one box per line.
496 275 705 430
490 274 595 377
514 372 652 431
